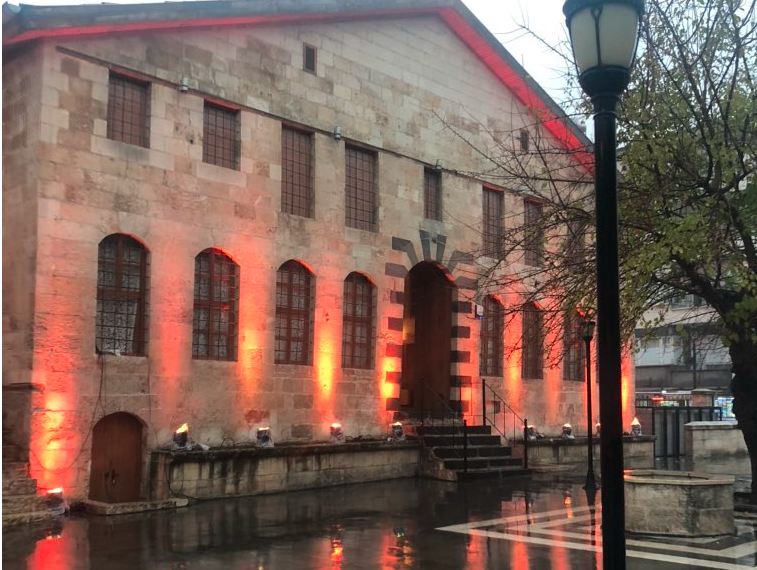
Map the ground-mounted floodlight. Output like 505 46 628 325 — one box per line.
330 423 344 443
563 1 645 568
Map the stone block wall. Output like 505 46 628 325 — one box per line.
2 12 634 499
150 441 418 500
685 421 750 476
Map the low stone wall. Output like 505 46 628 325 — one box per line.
685 421 749 476
518 436 655 472
625 470 735 536
149 440 419 501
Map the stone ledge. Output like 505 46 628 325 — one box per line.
79 497 189 516
155 439 419 464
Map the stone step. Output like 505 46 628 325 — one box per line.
421 434 501 447
443 456 523 471
457 466 531 481
2 494 48 515
416 425 492 436
2 477 38 496
2 462 29 479
433 445 511 459
2 510 58 528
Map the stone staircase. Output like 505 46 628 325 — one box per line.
2 456 56 527
417 424 528 480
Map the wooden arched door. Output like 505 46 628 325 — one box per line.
89 412 143 503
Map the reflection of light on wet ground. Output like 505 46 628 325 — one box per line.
7 479 757 570
438 504 757 569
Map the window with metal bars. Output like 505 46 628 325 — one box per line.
192 249 239 361
524 199 544 267
107 73 150 148
281 126 314 217
521 303 543 379
479 296 504 376
342 273 375 369
562 311 585 381
482 187 503 257
275 261 315 364
203 102 240 170
345 146 377 232
424 168 442 221
96 234 148 356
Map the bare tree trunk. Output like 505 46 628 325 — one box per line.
729 338 757 503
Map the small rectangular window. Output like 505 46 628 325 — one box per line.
303 44 317 73
107 73 150 148
482 187 503 258
519 129 530 151
203 102 240 170
281 126 314 217
424 168 442 221
345 146 378 232
524 199 543 267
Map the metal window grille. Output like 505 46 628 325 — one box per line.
342 273 376 369
479 296 504 376
96 234 148 356
192 249 239 361
107 74 150 148
275 261 315 364
424 168 442 221
521 303 544 379
345 146 377 232
281 127 314 217
482 188 503 257
203 102 240 170
562 311 585 381
303 44 317 73
524 200 543 267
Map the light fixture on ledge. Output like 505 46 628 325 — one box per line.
330 422 344 443
179 76 190 93
390 422 405 441
256 426 273 448
333 125 342 140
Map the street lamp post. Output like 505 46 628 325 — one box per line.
562 1 645 569
582 318 597 491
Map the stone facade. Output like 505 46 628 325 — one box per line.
2 0 635 500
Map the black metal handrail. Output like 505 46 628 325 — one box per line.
480 378 529 469
418 378 469 473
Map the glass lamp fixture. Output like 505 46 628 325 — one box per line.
563 0 645 98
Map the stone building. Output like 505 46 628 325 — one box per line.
2 0 635 500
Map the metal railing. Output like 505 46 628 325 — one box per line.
480 378 529 469
419 378 469 473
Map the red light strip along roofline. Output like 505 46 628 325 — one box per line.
439 7 593 174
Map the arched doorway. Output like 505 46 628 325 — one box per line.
401 262 455 415
89 412 143 503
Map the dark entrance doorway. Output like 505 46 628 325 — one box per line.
89 412 143 503
401 262 454 414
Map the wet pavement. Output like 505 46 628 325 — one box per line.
3 473 757 569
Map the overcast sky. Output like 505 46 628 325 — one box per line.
12 0 572 103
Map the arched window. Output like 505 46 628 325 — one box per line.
522 302 544 379
342 273 375 369
480 296 504 376
193 248 239 360
275 261 314 364
96 234 148 355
